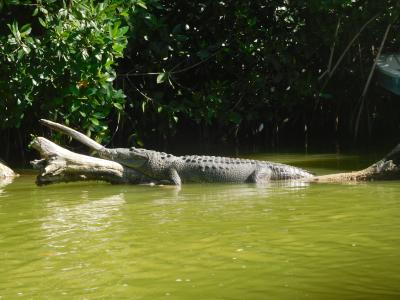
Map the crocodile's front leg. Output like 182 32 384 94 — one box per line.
169 168 182 185
158 168 181 186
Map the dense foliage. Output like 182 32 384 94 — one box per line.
0 0 139 140
0 0 399 161
121 0 400 146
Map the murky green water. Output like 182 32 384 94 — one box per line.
1 153 400 299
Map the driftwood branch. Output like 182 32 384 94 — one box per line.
30 137 153 186
0 161 16 178
314 161 399 182
314 144 400 182
0 160 17 188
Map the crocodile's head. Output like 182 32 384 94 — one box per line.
127 147 151 168
100 147 150 169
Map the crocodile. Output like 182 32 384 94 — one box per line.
95 147 314 185
39 119 314 185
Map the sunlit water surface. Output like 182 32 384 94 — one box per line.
0 153 400 299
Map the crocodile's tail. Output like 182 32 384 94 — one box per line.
271 163 314 180
39 119 104 151
289 166 315 180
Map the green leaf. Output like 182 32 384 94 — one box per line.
137 1 147 9
9 22 21 41
22 44 31 54
319 92 333 100
112 43 125 55
112 21 121 37
113 102 123 110
89 117 100 126
118 26 129 36
20 24 32 36
156 72 167 84
39 7 48 15
17 49 25 60
136 139 144 147
105 58 114 68
38 17 47 28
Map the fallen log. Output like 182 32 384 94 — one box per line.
0 160 17 178
30 137 153 185
314 144 400 182
0 160 17 188
32 119 400 185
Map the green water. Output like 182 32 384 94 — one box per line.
1 153 400 299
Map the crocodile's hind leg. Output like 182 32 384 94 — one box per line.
246 166 272 184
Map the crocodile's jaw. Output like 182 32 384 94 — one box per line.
99 147 148 169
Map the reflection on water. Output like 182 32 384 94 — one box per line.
41 193 125 239
0 153 400 299
0 176 14 191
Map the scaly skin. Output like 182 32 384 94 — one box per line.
98 147 314 185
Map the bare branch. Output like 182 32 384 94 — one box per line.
354 23 392 139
